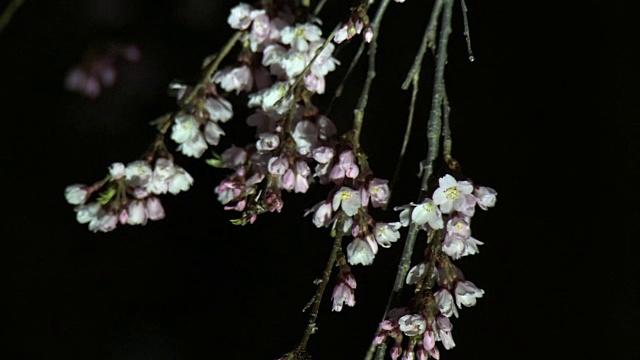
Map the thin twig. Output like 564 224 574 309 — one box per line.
326 41 366 114
296 214 346 353
388 0 444 206
181 31 243 107
0 0 26 34
313 0 329 16
386 71 419 209
352 0 392 149
461 0 475 62
277 24 339 106
401 0 444 90
366 1 455 359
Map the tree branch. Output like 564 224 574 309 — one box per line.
281 214 346 359
352 0 392 149
366 0 455 358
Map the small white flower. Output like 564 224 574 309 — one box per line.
373 222 401 248
168 167 194 195
213 65 253 94
411 199 444 229
227 3 254 30
435 289 458 318
178 132 208 158
454 280 484 308
474 186 497 210
398 314 427 336
75 202 100 223
109 162 125 179
204 121 225 145
125 161 153 188
332 187 361 216
65 184 88 205
255 133 280 152
291 120 318 155
346 238 375 266
203 97 233 122
406 262 426 285
432 174 474 214
171 115 200 144
127 200 148 225
280 23 322 52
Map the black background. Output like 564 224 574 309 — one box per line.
4 0 638 359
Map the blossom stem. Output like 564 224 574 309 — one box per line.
312 0 329 16
326 39 366 114
180 30 244 108
388 0 444 206
401 0 444 90
296 213 346 353
280 24 339 106
461 0 475 62
0 0 25 34
365 1 455 358
352 0 392 150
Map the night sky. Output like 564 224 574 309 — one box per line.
4 0 638 359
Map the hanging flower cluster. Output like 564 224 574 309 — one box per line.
65 43 141 98
64 157 193 232
370 174 496 358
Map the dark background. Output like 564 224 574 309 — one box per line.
3 0 638 359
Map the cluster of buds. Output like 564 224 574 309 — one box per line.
306 149 396 268
334 3 374 44
370 174 496 357
169 92 234 158
373 308 451 360
331 265 357 312
65 43 141 98
217 2 339 98
64 157 193 232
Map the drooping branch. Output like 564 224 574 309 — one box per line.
281 214 346 359
366 0 455 358
388 0 444 206
352 0 392 150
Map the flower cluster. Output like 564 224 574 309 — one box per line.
369 174 495 357
306 151 396 268
170 94 234 158
64 157 193 232
398 174 496 259
65 43 141 98
218 2 339 99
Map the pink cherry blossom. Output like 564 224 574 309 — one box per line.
474 186 498 210
213 65 253 94
369 178 390 208
436 316 455 350
435 289 458 318
432 174 474 214
331 282 355 312
411 199 444 229
332 186 361 216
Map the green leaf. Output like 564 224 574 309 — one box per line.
96 187 116 205
205 158 226 168
230 218 246 226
